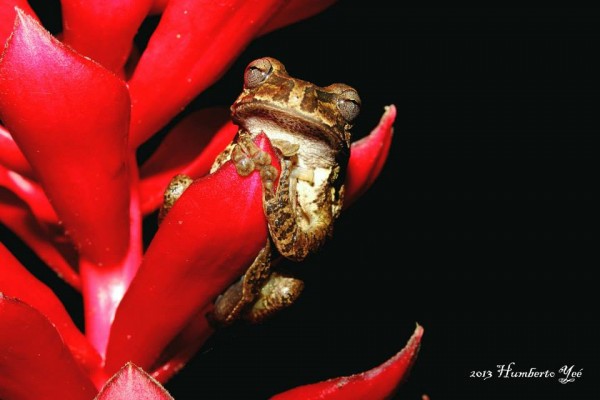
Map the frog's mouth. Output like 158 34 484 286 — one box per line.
231 102 348 152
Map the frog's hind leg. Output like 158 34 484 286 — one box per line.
211 240 273 326
244 272 304 324
210 240 304 325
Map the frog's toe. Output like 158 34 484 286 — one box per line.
232 144 256 176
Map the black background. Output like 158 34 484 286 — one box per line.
5 3 599 400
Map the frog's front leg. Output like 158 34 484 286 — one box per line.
158 174 194 223
211 240 272 325
264 156 333 262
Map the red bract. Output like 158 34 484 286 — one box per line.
0 294 97 400
271 324 424 400
0 11 138 354
0 1 411 399
0 243 100 375
105 133 279 375
0 10 131 267
345 105 396 207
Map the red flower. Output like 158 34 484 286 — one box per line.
0 2 412 398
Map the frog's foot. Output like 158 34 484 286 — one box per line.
244 272 304 324
232 135 272 176
231 134 279 195
158 174 194 224
211 240 272 326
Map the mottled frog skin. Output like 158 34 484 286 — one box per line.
160 57 360 325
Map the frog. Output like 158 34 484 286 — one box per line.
160 57 361 325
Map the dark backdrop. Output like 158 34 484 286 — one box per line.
5 4 598 400
172 5 596 399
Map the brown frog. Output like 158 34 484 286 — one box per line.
160 57 360 325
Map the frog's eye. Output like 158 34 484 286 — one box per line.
337 89 361 122
244 58 273 88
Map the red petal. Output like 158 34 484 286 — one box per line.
0 164 58 224
105 133 278 374
0 294 97 400
61 0 152 72
0 242 101 375
139 108 237 214
0 1 37 46
270 324 423 400
259 0 337 35
128 0 286 146
0 189 81 289
0 11 131 266
344 105 396 207
0 125 33 177
96 363 173 400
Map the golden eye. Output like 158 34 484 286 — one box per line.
337 89 361 122
244 58 273 88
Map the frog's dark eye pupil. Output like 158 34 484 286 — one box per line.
244 58 273 88
337 90 361 122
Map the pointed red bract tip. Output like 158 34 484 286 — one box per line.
0 10 131 266
270 324 423 400
0 3 38 46
344 105 396 207
95 363 173 400
0 295 98 400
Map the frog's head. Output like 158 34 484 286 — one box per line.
231 57 360 151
